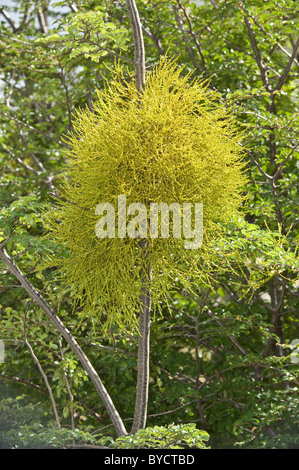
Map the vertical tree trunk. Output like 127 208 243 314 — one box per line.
125 0 151 434
126 0 145 94
131 243 152 434
131 276 152 433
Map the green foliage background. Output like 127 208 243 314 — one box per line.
0 0 298 449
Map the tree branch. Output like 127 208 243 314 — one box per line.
0 246 127 436
175 0 206 71
37 7 49 34
142 25 165 55
274 36 299 92
242 9 270 91
126 0 145 93
0 8 18 33
23 305 61 430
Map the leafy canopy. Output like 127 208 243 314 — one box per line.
114 423 210 449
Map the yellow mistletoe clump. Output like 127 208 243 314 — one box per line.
45 59 247 331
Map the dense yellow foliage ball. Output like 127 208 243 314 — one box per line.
46 59 247 331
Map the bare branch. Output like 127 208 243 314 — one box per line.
0 8 18 33
37 7 48 34
23 305 61 430
0 373 47 392
16 157 40 175
57 333 75 430
238 142 272 180
253 18 299 67
241 8 270 91
0 246 128 436
69 3 78 13
126 0 145 93
272 143 299 181
1 111 67 147
175 0 206 71
207 309 248 356
142 25 165 55
274 36 299 92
